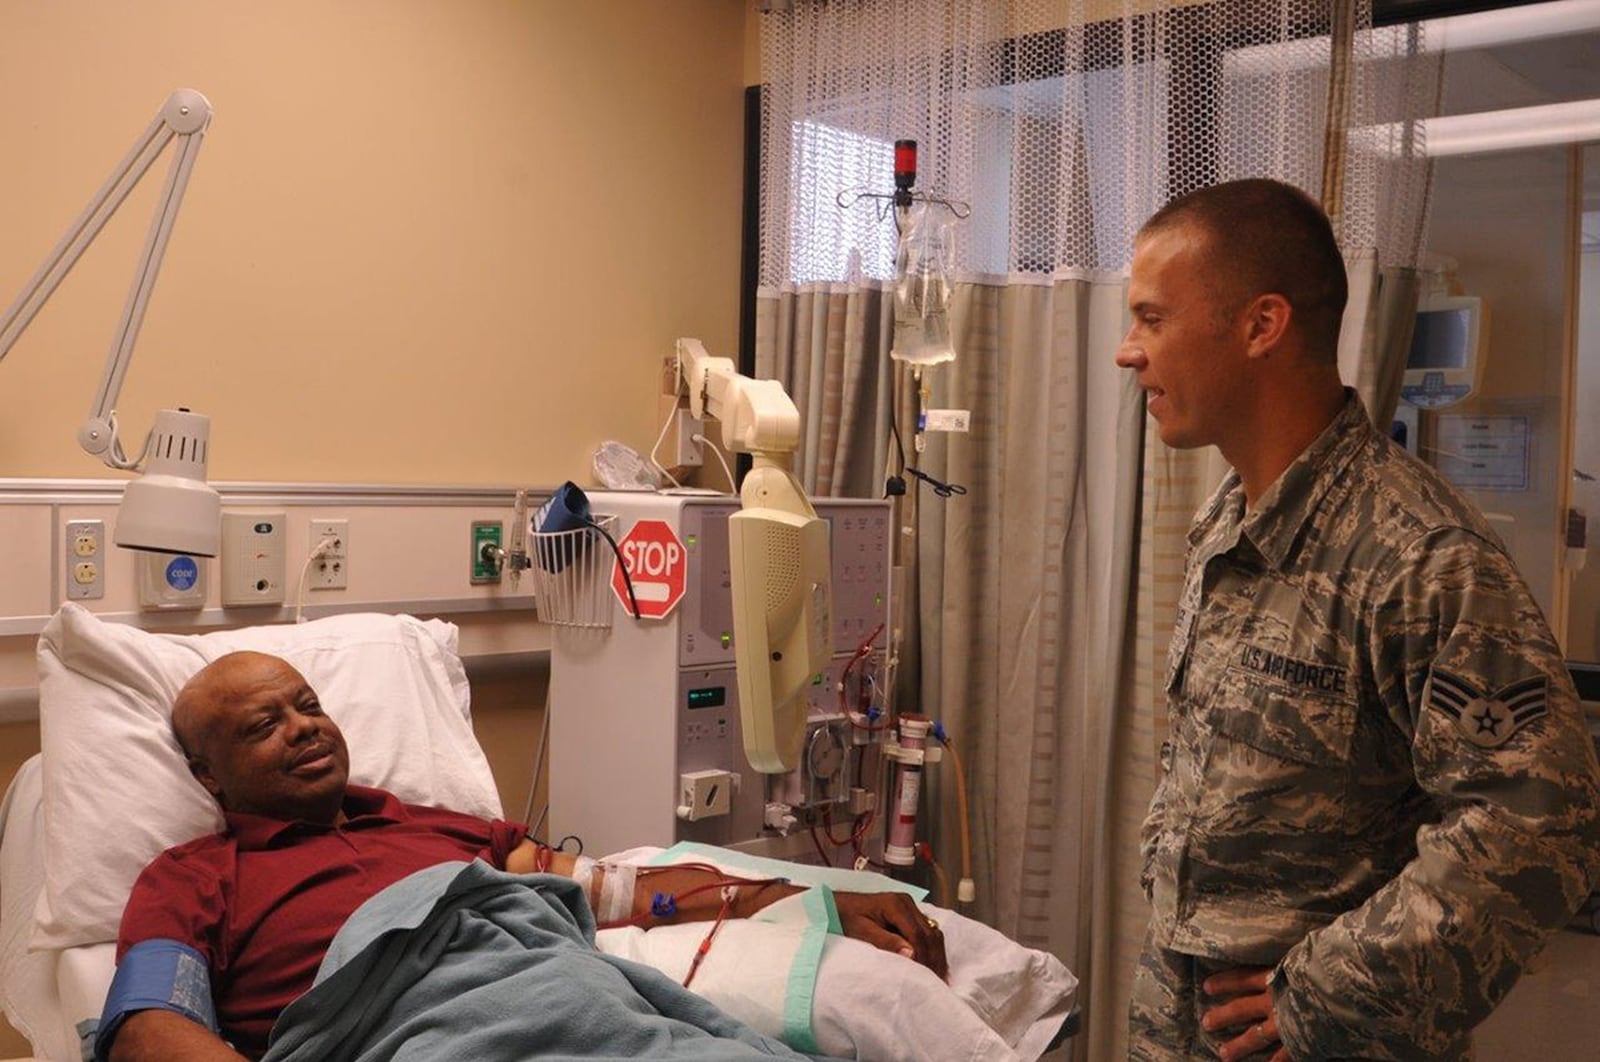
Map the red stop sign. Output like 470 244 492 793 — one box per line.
611 519 688 619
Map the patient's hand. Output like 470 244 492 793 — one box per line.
833 891 947 979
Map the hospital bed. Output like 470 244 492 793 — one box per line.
0 605 1077 1061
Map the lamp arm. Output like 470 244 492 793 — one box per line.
83 103 209 466
0 90 211 469
674 337 802 462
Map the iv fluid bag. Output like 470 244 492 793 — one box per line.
891 204 956 366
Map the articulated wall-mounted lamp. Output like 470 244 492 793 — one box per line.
0 89 221 556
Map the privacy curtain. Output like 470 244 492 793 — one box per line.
754 3 1438 1058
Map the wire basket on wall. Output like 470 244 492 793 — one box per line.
528 514 618 629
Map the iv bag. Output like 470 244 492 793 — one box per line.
890 204 956 366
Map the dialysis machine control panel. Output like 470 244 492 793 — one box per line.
548 493 892 859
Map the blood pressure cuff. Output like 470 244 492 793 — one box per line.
93 939 219 1061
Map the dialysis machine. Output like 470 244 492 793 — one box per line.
547 491 892 859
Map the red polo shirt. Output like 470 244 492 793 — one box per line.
115 786 526 1059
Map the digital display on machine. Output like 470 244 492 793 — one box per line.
687 686 727 709
1408 308 1472 370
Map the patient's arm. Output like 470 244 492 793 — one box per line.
108 1010 249 1062
503 841 946 977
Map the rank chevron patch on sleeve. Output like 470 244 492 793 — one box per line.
1424 670 1549 749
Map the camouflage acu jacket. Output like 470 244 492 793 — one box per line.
1141 391 1600 1060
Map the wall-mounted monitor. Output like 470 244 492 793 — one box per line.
1400 294 1486 410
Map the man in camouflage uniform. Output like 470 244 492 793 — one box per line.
1116 178 1600 1060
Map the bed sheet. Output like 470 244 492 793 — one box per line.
1 756 110 1062
3 759 1076 1062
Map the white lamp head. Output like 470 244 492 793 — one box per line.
113 408 222 556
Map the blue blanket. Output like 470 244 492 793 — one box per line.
261 861 821 1062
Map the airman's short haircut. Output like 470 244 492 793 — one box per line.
1138 178 1348 363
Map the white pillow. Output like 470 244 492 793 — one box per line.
32 603 503 951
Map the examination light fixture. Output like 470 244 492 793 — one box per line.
0 89 221 557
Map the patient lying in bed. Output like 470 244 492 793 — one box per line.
102 651 946 1062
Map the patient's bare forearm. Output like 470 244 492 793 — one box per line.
109 1009 249 1062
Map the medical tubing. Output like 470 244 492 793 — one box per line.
939 734 975 904
820 807 872 850
820 810 850 847
919 843 951 910
842 629 890 733
838 623 885 716
682 891 735 989
853 844 889 872
809 825 835 868
521 672 553 827
848 710 889 733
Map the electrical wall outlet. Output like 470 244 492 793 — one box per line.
308 519 349 590
221 513 287 607
672 409 705 468
65 520 105 600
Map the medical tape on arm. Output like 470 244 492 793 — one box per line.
94 939 219 1062
571 855 599 909
597 861 638 924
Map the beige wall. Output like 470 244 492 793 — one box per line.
0 722 41 819
0 0 746 486
1424 147 1571 631
471 668 549 828
744 0 762 85
0 5 742 1049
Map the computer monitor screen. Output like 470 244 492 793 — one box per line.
1409 307 1474 370
727 505 833 773
1399 294 1484 410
